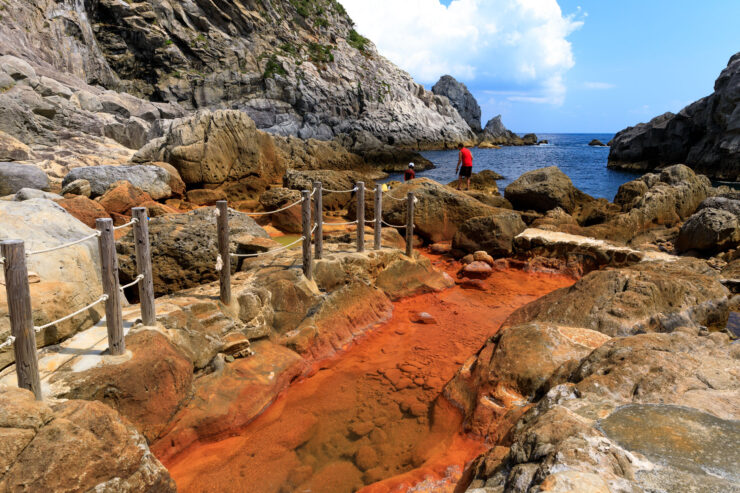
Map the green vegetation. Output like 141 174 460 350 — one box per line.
279 42 298 57
308 42 334 64
263 55 287 79
290 0 311 17
332 1 346 16
314 17 329 28
164 39 174 46
195 34 206 42
348 29 369 53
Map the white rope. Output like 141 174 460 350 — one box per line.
213 208 221 218
113 218 139 230
215 254 224 272
381 219 407 228
0 257 4 265
311 224 318 234
119 274 144 291
365 218 377 224
0 335 15 350
33 294 109 332
323 186 358 194
385 193 407 202
324 220 359 226
230 236 305 258
26 231 101 257
245 197 304 216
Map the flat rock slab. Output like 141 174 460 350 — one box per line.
599 403 740 491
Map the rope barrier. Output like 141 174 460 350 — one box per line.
113 218 139 230
384 193 407 202
25 231 101 257
381 219 406 228
0 335 15 350
324 220 359 226
244 197 304 216
33 294 109 333
0 257 4 265
230 236 305 258
119 274 144 291
323 186 358 194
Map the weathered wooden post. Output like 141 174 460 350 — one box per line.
405 192 415 257
131 207 156 326
314 181 323 260
301 190 313 279
96 218 125 355
216 200 231 305
374 183 382 250
1 240 42 400
356 181 365 253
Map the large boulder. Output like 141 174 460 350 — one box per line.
55 196 111 228
452 212 527 256
133 110 285 190
504 166 586 213
0 199 103 368
676 207 740 253
0 387 176 491
608 52 739 180
381 178 499 243
116 207 269 296
431 75 482 133
62 165 172 199
0 162 49 196
503 259 729 337
447 169 502 195
0 131 34 161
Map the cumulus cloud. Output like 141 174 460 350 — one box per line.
584 81 616 89
341 0 583 105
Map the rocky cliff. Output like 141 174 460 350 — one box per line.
480 115 537 146
609 51 740 179
0 0 472 156
432 75 482 133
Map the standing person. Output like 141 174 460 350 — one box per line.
455 143 473 190
404 162 416 181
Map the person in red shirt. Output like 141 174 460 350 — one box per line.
404 162 416 181
455 143 473 190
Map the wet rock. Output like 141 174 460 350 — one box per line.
504 166 587 213
0 387 175 492
116 207 268 296
0 162 49 196
452 211 527 256
588 139 606 146
676 207 740 253
62 165 172 200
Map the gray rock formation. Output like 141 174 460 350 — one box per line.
0 0 472 159
432 75 482 132
609 52 740 179
479 115 537 146
452 212 527 256
0 162 49 195
676 207 740 253
62 165 172 199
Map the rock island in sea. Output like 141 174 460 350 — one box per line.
0 0 738 491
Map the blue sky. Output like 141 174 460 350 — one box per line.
342 0 740 133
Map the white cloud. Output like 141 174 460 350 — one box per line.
584 81 615 89
341 0 583 105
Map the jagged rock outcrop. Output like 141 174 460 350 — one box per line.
432 75 482 133
0 0 473 162
479 115 537 146
609 52 739 179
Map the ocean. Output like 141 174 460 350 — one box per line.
391 133 643 201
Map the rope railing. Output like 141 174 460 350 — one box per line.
243 197 305 216
119 274 144 291
0 335 15 350
33 294 109 333
381 219 407 228
324 220 359 226
113 218 139 230
25 231 101 257
322 186 358 194
230 236 305 258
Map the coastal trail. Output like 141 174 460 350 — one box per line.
164 253 573 493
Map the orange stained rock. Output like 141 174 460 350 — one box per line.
164 253 573 493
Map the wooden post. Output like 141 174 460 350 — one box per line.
406 192 415 257
131 208 155 326
96 218 125 355
314 182 323 260
374 184 382 250
216 200 231 305
301 190 313 279
356 181 365 253
1 241 42 400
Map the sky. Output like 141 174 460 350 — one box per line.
340 0 740 133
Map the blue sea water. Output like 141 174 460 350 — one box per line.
390 133 643 201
